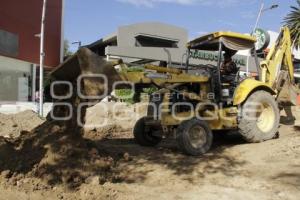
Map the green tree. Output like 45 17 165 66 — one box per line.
284 0 300 49
64 40 73 57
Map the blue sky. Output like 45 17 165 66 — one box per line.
64 0 296 51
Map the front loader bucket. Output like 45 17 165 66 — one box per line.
49 48 122 132
51 47 122 99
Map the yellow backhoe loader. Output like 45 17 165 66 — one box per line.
50 26 298 156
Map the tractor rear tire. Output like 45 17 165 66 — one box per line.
176 118 213 156
238 91 280 142
133 117 162 147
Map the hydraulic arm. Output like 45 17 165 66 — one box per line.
260 27 295 87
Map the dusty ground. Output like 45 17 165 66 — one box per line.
0 110 45 138
0 103 299 200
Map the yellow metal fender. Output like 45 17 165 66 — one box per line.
233 78 276 106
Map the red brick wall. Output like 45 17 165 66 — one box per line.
0 0 62 67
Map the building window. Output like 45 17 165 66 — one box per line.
0 29 19 57
135 34 178 48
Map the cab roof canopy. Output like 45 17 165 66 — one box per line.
187 31 257 51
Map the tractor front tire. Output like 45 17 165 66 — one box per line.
133 117 162 147
238 91 280 142
176 118 213 156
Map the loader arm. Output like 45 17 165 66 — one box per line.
260 27 295 87
259 27 299 105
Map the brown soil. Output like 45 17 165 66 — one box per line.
0 110 45 138
0 105 299 200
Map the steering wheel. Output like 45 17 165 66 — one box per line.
204 64 218 74
204 64 215 69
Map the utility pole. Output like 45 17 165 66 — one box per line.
39 0 47 117
247 2 265 75
252 3 278 34
252 3 265 35
246 2 279 74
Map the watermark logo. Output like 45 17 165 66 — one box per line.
50 74 264 127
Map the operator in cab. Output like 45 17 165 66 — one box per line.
221 52 238 75
220 52 239 83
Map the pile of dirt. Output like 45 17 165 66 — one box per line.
0 100 139 192
0 110 45 138
0 120 129 192
0 103 133 198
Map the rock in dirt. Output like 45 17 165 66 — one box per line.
123 152 130 161
85 176 100 185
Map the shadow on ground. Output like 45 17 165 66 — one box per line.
272 165 300 189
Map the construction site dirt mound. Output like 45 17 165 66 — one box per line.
0 101 145 196
0 121 125 192
0 110 45 138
